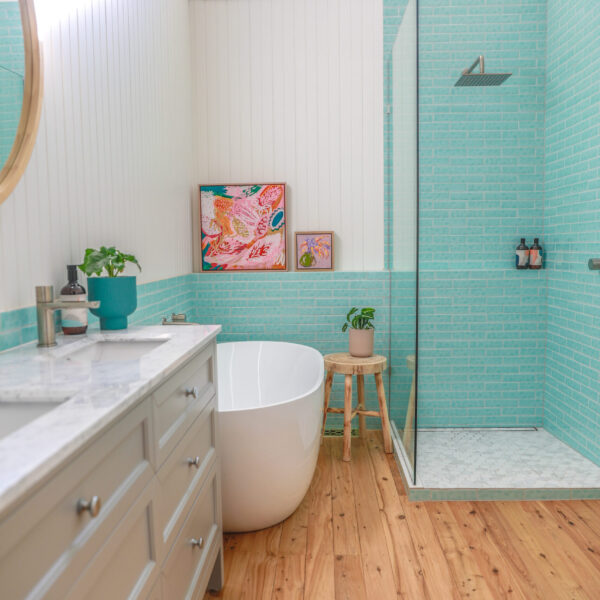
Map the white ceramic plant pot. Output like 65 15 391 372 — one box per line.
349 328 374 358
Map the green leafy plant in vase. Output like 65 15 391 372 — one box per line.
342 307 375 357
79 246 141 330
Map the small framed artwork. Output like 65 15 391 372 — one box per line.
199 183 287 271
295 231 334 271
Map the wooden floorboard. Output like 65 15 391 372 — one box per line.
365 434 429 599
304 438 335 599
206 431 600 599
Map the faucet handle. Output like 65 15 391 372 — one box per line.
35 285 55 303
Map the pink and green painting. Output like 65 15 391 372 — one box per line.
295 231 334 271
200 184 287 271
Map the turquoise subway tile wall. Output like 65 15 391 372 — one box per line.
419 0 546 269
384 0 410 269
0 274 194 351
190 272 401 428
419 270 545 427
0 2 24 166
418 0 547 426
389 272 417 427
384 0 418 439
128 274 195 326
543 1 600 464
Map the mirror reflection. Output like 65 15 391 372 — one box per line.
0 1 25 169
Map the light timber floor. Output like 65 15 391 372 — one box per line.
205 431 600 599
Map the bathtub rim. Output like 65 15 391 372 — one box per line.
216 340 324 414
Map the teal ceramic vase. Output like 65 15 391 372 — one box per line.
87 276 137 330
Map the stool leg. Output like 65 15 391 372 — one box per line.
343 374 353 462
374 372 393 454
321 371 334 444
402 373 416 460
357 374 366 438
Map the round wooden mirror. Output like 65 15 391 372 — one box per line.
0 0 42 205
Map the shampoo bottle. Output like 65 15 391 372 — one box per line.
60 265 88 335
516 238 529 269
529 238 543 269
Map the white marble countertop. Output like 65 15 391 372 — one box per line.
0 324 221 518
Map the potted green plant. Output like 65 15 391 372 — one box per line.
342 307 376 357
79 246 141 330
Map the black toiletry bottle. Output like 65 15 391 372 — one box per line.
516 238 529 269
60 265 88 335
529 238 543 269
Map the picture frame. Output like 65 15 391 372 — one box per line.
199 183 287 271
295 231 334 271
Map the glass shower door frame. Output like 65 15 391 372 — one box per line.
385 0 420 487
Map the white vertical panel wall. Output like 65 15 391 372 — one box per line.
190 0 384 271
0 0 194 312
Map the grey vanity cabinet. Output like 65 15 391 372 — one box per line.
0 339 223 600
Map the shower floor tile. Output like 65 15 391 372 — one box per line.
393 427 600 500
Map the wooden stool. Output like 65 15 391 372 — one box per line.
322 353 393 462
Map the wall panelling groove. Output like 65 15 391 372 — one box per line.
0 0 194 312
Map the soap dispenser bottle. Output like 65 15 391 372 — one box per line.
60 265 88 335
529 238 543 269
516 238 529 269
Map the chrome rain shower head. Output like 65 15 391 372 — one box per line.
455 56 512 87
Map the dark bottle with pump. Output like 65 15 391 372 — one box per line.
60 265 88 335
516 238 529 269
529 238 543 269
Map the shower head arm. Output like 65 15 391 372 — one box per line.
463 55 485 76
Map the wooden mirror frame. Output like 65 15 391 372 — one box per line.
0 0 43 205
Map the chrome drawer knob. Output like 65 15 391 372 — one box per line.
187 456 201 468
77 495 102 517
190 536 204 549
185 386 199 399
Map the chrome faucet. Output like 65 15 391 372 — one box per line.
36 285 100 347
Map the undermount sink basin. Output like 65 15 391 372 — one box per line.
0 393 72 441
62 340 166 362
0 340 167 441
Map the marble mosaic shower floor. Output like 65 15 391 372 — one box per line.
397 428 600 501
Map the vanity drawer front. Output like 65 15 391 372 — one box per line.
154 342 216 466
64 479 160 600
157 399 216 555
0 399 154 600
162 466 220 600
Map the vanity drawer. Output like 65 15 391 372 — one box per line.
157 399 217 556
65 479 160 600
162 466 220 600
0 399 154 600
153 342 216 466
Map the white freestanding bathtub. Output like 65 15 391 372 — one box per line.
217 341 324 532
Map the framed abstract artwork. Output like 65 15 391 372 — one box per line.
295 231 334 271
199 184 287 271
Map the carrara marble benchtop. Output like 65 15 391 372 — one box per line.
0 325 221 518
